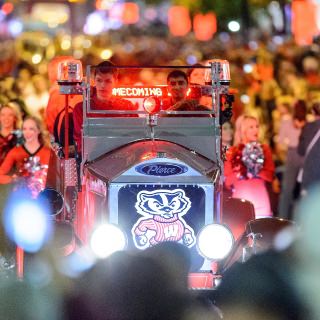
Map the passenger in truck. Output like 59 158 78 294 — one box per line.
162 70 232 125
163 69 233 123
73 60 138 153
162 69 210 115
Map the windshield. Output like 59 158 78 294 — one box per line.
85 65 227 116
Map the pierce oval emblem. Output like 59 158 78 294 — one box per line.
135 163 188 176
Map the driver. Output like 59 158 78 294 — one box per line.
73 60 137 153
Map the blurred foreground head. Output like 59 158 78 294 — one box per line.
141 241 191 292
215 249 307 320
65 250 216 320
294 184 320 320
0 274 62 320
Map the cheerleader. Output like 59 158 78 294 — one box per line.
0 103 22 165
224 115 275 218
0 116 50 262
0 116 50 186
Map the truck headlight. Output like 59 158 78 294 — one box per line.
197 224 234 260
90 224 127 259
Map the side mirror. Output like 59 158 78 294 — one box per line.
38 188 64 216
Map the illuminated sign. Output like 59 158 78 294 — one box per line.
135 163 188 176
112 85 213 98
118 185 206 271
112 86 164 97
131 189 196 249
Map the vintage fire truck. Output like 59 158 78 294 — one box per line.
44 60 292 289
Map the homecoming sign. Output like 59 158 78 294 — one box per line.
112 86 165 98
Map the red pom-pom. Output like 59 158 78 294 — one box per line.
230 144 247 179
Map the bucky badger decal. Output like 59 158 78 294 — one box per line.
132 189 195 249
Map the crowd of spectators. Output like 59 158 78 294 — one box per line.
1 31 320 319
1 33 320 217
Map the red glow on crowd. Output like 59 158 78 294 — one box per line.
122 2 140 24
291 0 319 45
193 12 217 41
168 6 191 37
1 2 14 15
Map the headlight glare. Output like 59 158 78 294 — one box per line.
90 224 127 259
197 224 234 260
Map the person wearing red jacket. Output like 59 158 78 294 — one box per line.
224 115 275 218
0 103 22 166
0 116 50 185
0 116 51 260
73 60 137 153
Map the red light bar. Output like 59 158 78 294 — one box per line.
112 86 165 98
111 85 233 98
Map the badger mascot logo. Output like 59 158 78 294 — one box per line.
132 189 195 249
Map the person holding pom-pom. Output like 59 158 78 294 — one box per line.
224 115 275 218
